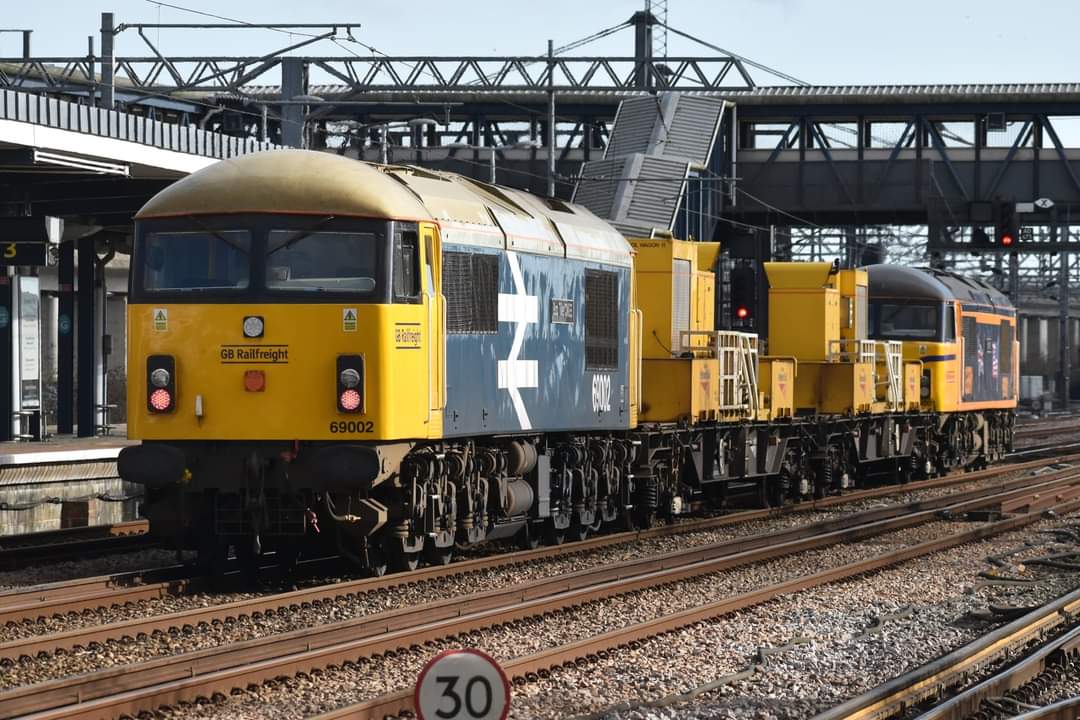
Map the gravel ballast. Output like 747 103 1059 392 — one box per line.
0 469 1032 645
128 516 1080 719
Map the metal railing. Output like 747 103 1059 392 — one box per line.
828 338 904 411
680 330 759 413
876 340 904 411
0 89 278 159
827 338 876 365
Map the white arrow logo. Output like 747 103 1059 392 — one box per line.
497 251 538 430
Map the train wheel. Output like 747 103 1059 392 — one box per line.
195 532 220 572
387 545 421 572
896 457 912 485
424 542 454 566
235 537 261 586
365 544 388 577
274 544 300 585
632 507 656 530
516 525 542 551
545 522 566 546
569 521 589 543
614 507 634 532
767 480 785 509
196 533 229 579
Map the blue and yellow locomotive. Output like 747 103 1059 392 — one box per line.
118 150 1016 574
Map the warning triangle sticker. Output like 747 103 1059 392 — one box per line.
343 308 358 331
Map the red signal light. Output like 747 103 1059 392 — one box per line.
736 306 749 319
149 388 173 412
1001 234 1014 247
339 389 362 412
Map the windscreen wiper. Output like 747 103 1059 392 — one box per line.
268 216 337 256
188 215 250 255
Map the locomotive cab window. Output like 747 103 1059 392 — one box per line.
266 230 378 294
141 230 251 292
870 302 947 342
392 229 420 303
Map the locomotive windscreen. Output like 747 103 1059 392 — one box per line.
266 230 379 293
132 216 398 303
141 230 252 293
869 302 954 342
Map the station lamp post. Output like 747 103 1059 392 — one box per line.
380 118 438 164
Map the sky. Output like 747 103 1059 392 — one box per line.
3 0 1080 87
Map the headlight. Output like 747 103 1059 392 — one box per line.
339 368 361 388
242 315 264 338
150 368 171 388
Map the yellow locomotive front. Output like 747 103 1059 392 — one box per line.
120 151 445 568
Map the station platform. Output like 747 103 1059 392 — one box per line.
0 430 138 536
0 430 132 460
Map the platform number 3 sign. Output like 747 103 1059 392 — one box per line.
415 648 510 720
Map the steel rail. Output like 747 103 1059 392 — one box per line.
1 466 1073 664
813 590 1080 720
910 625 1080 720
1006 441 1080 458
8 477 1080 720
313 497 1080 720
1014 420 1080 440
0 521 146 551
1010 697 1080 720
1 451 1072 627
0 564 194 612
0 521 151 571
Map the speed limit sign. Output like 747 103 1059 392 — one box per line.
415 648 511 720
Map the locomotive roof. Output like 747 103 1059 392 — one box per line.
136 149 632 268
864 264 1014 312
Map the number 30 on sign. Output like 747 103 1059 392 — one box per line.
415 648 510 720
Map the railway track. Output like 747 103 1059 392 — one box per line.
0 439 1063 585
6 469 1080 719
2 452 1075 629
310 491 1080 720
812 590 1080 720
1009 697 1080 720
1014 420 1080 441
0 521 150 571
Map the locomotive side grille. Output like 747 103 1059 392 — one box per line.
671 258 691 352
585 269 619 370
444 252 472 333
472 254 498 332
443 251 499 334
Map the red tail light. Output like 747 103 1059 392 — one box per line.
147 355 176 414
339 388 361 411
336 355 364 413
149 388 173 412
